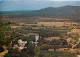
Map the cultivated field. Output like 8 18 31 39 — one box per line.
24 22 78 28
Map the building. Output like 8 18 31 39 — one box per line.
28 33 39 46
35 34 39 42
12 39 27 50
18 39 27 47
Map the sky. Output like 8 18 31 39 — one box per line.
0 0 80 11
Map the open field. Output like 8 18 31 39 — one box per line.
23 22 78 28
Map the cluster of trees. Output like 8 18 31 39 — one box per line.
36 50 77 57
0 30 24 47
18 28 61 38
0 23 24 52
0 23 13 46
39 38 68 45
44 39 67 45
39 39 70 51
0 23 6 52
4 48 20 57
4 43 76 57
4 43 35 57
38 30 60 38
26 35 35 42
11 32 24 46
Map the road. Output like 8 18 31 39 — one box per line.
0 46 8 57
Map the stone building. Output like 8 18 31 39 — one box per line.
18 39 27 47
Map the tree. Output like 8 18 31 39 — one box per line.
27 35 35 42
4 48 20 57
27 43 35 57
21 43 35 57
34 47 40 56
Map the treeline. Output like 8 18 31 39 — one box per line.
38 31 60 38
38 39 71 50
4 43 35 57
4 43 76 57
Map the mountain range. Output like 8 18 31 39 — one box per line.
0 5 80 21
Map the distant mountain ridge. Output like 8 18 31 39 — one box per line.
0 5 80 21
1 5 80 14
31 5 80 15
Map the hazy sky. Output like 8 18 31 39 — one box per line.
1 0 80 1
0 0 80 11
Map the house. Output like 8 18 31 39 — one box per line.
35 34 39 42
12 39 27 50
30 34 39 46
18 39 27 47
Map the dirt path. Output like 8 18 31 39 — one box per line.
0 46 8 57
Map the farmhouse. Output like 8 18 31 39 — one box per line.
13 39 27 51
18 39 27 47
31 34 39 46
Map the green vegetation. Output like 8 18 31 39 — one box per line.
4 43 35 57
0 18 79 57
36 51 76 57
15 29 66 38
39 39 68 50
4 43 76 57
0 46 4 52
26 35 35 42
4 48 20 57
27 22 37 24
